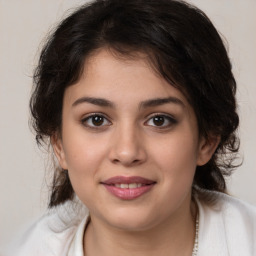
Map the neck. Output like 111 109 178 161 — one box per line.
84 200 197 256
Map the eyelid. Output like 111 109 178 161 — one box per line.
144 113 177 128
81 112 112 128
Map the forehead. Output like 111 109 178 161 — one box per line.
64 48 191 111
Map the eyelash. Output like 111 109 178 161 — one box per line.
81 113 112 129
144 113 177 129
81 113 177 130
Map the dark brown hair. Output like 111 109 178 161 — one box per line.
30 0 239 207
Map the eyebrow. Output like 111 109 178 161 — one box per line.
72 97 114 108
139 97 184 109
72 96 184 108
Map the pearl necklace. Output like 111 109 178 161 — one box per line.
191 212 199 256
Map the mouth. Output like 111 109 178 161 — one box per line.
111 183 144 188
101 176 156 200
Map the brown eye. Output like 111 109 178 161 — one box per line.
152 116 165 126
91 115 104 126
145 114 177 128
82 114 111 128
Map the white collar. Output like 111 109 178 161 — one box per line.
67 215 89 256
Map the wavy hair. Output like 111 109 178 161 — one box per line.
30 0 240 207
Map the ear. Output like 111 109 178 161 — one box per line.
51 133 68 170
197 135 220 166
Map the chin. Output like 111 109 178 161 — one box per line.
102 206 161 232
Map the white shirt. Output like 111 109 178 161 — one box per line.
3 191 256 256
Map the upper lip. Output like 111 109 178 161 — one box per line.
101 176 156 185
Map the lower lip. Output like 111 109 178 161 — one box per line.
103 184 155 200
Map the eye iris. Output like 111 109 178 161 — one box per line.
153 116 165 126
92 116 104 126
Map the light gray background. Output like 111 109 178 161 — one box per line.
0 0 255 247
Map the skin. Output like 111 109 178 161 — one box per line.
53 49 219 256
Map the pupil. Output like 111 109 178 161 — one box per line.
153 116 164 126
92 116 103 126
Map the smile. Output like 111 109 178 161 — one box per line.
101 176 156 200
113 183 143 188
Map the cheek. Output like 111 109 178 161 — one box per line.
62 137 107 204
61 131 109 188
62 123 107 166
154 131 198 165
151 131 199 184
140 133 198 216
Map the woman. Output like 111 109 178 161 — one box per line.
6 0 256 255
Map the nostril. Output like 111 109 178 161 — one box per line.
111 157 142 166
108 139 147 166
112 159 120 164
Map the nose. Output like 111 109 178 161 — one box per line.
108 123 147 167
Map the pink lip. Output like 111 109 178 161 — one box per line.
101 176 156 200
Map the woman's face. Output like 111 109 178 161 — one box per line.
53 49 214 231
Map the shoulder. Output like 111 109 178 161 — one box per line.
197 191 256 256
3 200 89 256
199 190 256 222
